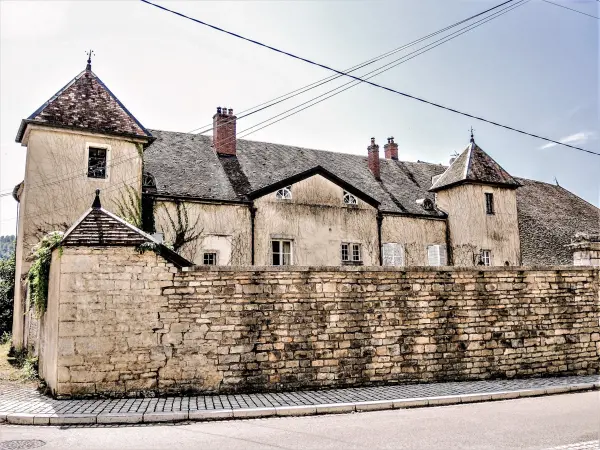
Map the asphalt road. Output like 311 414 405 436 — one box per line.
1 392 598 450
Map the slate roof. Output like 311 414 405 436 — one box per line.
430 141 520 192
515 178 600 266
62 199 192 267
143 130 448 217
16 67 152 143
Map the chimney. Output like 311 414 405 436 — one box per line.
367 137 381 180
212 106 237 156
384 137 398 160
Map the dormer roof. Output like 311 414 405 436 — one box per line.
429 140 520 192
16 66 153 144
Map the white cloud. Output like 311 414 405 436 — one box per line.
539 131 596 150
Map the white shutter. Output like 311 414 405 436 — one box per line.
383 243 405 266
427 244 446 266
438 245 447 266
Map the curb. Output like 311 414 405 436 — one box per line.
1 382 597 426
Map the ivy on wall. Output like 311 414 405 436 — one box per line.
27 231 63 316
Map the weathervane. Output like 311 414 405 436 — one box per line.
470 127 475 143
85 49 95 71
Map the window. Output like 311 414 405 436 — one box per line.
203 252 217 265
341 242 362 263
485 193 495 215
272 240 292 265
87 147 107 179
427 245 448 266
480 250 491 266
275 186 292 200
382 243 405 266
343 191 357 205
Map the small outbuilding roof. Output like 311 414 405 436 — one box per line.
62 190 192 268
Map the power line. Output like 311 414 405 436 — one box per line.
200 1 532 144
541 0 599 19
2 0 530 198
186 0 519 133
141 0 599 156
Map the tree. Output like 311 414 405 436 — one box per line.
0 235 15 260
0 253 15 336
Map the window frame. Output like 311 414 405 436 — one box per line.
485 192 495 215
85 143 111 181
271 239 293 266
341 242 362 264
480 249 492 266
275 186 292 200
203 252 218 266
343 191 358 206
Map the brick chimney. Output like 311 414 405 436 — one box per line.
384 137 398 160
367 137 380 180
213 106 237 156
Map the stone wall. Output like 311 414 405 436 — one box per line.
45 246 600 397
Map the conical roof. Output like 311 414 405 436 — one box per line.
430 140 520 192
16 65 152 143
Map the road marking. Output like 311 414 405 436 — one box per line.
545 441 599 450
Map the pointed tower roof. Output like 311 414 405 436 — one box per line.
16 60 153 144
429 137 520 192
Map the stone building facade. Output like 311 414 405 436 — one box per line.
11 59 600 350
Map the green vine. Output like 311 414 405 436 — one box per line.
27 231 63 316
136 241 160 254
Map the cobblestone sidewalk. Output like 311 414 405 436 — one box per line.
1 375 597 426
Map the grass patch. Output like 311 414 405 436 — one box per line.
0 339 40 385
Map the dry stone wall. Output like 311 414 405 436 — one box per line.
48 246 600 397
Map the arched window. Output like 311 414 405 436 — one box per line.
142 172 156 189
275 186 292 200
343 191 357 205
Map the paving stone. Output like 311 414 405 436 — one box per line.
355 400 394 411
232 407 277 419
188 409 233 420
0 375 597 425
96 413 144 424
49 414 97 425
275 405 317 416
143 412 188 423
315 403 355 414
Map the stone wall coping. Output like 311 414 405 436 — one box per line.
182 264 600 273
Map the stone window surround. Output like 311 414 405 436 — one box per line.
203 250 218 266
84 142 112 182
270 236 294 266
341 242 362 265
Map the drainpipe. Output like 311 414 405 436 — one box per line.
250 203 256 265
376 212 383 266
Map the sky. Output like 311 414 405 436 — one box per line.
1 0 598 235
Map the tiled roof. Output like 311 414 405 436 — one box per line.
143 130 448 217
143 130 600 265
62 202 192 267
430 141 520 192
62 209 149 246
16 67 152 142
515 178 600 265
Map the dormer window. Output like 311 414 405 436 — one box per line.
343 191 357 205
275 186 292 200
